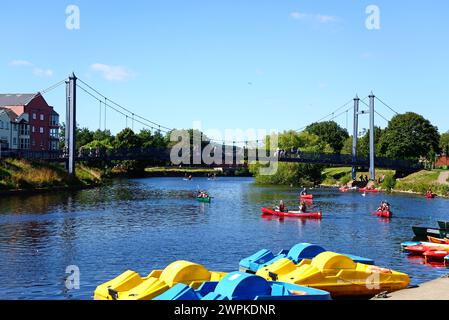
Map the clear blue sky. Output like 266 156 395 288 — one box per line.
1 0 448 141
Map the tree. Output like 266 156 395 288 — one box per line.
358 127 384 157
114 128 141 150
305 121 349 154
378 112 440 160
440 132 449 155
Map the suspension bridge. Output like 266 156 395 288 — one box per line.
1 73 423 176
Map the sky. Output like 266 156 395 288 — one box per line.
0 0 448 143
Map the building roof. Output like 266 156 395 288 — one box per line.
0 107 19 121
0 93 39 107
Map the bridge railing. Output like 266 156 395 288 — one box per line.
0 147 423 170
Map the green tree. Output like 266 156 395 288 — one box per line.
440 132 449 155
114 128 141 150
358 127 384 157
93 129 113 143
378 112 440 160
305 121 349 154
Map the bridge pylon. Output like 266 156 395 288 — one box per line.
352 92 376 183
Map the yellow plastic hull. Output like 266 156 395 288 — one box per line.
94 260 226 300
256 252 410 298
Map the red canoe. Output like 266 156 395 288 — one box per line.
299 194 313 200
404 245 428 255
424 250 449 262
359 188 380 193
373 211 393 219
261 208 322 219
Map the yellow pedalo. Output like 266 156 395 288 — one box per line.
256 252 410 298
94 260 226 300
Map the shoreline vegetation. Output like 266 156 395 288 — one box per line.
1 158 449 198
320 166 449 198
0 159 103 196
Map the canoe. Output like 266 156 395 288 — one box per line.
404 243 449 256
359 188 380 193
154 272 331 301
256 252 410 299
373 211 393 219
426 194 435 199
239 243 374 274
196 197 211 203
299 194 313 200
93 260 226 300
401 241 421 249
423 250 449 262
261 208 322 219
427 236 449 244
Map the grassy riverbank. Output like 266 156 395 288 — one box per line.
395 170 449 196
0 159 103 194
321 167 395 187
321 166 449 197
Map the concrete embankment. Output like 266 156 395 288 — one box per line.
372 276 449 300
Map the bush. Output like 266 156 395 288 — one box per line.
382 175 397 191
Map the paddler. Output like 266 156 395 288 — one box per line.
299 201 307 213
300 188 308 196
279 200 286 213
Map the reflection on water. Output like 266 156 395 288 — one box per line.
0 177 448 300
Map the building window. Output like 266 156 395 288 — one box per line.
5 122 9 130
13 138 17 146
40 127 44 134
20 125 30 136
40 114 44 121
32 139 36 147
32 126 35 133
50 128 59 139
33 113 37 120
13 124 18 131
50 114 59 126
20 138 30 150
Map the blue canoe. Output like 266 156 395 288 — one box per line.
239 243 374 274
154 272 331 301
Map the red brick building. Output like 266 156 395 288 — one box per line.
436 155 449 167
0 93 60 151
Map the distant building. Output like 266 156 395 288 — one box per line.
436 155 449 167
0 93 59 151
0 108 30 151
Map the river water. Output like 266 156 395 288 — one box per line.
0 177 448 300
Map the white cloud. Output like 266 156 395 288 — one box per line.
10 60 33 66
33 68 54 78
9 60 54 78
290 12 307 20
290 12 338 24
90 63 135 81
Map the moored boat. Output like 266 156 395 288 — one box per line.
154 272 332 301
412 226 449 239
256 252 410 298
94 260 226 300
359 188 380 193
427 236 449 244
423 250 449 263
261 208 322 219
239 243 375 274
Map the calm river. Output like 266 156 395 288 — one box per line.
0 177 448 300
